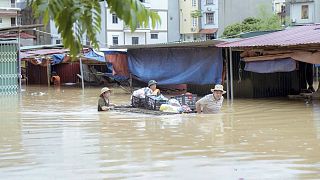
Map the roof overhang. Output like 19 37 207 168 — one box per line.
111 40 225 50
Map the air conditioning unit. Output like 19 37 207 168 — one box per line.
207 7 212 11
191 27 196 32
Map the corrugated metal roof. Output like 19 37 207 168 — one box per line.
111 40 224 50
217 24 320 48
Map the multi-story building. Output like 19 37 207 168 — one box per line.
273 0 286 25
180 0 274 40
218 0 275 37
100 0 169 47
179 0 201 41
286 0 320 25
29 0 172 47
200 0 219 40
0 0 20 28
179 0 219 41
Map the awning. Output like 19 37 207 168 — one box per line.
199 28 218 34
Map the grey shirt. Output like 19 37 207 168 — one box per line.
196 94 224 114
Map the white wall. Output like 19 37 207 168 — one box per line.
0 0 11 8
107 31 124 46
290 2 315 24
151 11 167 31
149 0 168 10
201 0 219 29
49 20 61 44
125 32 146 45
146 32 167 44
96 2 106 47
106 9 124 30
0 17 12 27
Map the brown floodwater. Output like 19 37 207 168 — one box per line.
0 86 320 179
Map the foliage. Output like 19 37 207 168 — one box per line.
222 4 283 38
31 0 161 57
191 10 202 18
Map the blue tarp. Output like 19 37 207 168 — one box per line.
244 58 297 73
52 54 65 65
128 47 223 85
84 49 105 62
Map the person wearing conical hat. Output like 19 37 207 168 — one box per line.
98 87 115 111
195 84 226 114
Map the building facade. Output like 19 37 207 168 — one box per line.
0 0 20 28
103 0 169 47
179 0 201 41
218 0 274 37
199 0 219 40
286 0 320 25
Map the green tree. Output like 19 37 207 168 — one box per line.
31 0 161 57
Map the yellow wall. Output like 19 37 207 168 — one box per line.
179 0 199 34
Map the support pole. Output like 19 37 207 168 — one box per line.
225 49 230 100
47 61 50 86
229 47 234 102
80 57 85 90
129 73 133 93
18 26 21 92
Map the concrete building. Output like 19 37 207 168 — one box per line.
168 0 180 42
286 0 320 25
0 0 20 28
179 0 200 41
179 0 274 40
102 0 169 47
218 0 274 37
17 0 171 47
199 0 219 40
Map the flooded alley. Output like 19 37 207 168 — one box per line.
1 86 320 179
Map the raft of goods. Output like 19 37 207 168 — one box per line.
118 93 198 115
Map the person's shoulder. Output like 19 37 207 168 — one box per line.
205 94 213 99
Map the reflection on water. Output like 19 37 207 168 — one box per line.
0 86 320 179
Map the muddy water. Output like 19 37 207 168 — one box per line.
0 86 320 179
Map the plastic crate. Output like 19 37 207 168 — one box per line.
131 95 146 108
175 94 197 110
145 95 168 111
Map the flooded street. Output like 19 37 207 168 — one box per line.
1 86 320 179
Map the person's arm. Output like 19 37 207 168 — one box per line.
195 96 207 114
98 98 110 111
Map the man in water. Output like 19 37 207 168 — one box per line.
98 87 115 111
196 84 226 114
50 71 61 86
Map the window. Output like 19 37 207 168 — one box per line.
11 17 16 26
301 5 309 19
192 17 197 27
192 0 197 6
112 14 118 24
0 18 2 23
206 34 215 40
112 36 119 45
206 12 214 24
11 0 15 7
56 39 61 44
206 0 213 5
151 34 158 39
132 37 139 45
